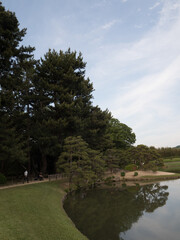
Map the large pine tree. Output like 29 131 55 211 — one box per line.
0 2 35 174
32 49 94 173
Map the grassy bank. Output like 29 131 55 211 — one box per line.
0 181 88 240
163 157 180 162
140 173 180 180
161 157 180 173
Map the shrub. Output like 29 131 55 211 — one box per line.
0 173 7 184
125 164 138 171
143 162 158 172
134 172 138 177
121 171 126 177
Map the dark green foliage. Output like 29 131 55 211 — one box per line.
0 114 27 174
32 48 115 173
157 147 180 158
125 164 138 171
33 49 94 173
0 173 7 184
121 171 126 177
0 2 137 177
56 136 105 189
127 145 163 169
107 118 136 149
104 148 120 173
134 172 138 176
0 2 35 175
143 162 158 172
84 107 113 151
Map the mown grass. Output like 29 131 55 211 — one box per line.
163 157 180 162
0 181 88 240
161 157 180 173
140 173 180 179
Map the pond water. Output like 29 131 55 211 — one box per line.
63 179 180 240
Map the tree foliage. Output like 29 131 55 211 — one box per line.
0 2 35 174
0 2 138 181
107 118 136 149
56 136 105 189
126 145 163 170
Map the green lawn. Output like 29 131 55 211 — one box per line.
140 173 180 179
161 157 180 173
163 157 180 162
0 181 88 240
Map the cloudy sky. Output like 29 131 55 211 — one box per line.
3 0 180 147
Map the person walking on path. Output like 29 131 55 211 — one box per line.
23 170 29 183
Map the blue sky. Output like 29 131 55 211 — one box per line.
2 0 180 147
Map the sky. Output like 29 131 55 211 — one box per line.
2 0 180 148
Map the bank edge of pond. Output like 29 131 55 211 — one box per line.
62 173 180 240
107 171 180 183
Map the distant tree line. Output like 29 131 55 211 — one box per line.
156 147 180 159
0 3 164 188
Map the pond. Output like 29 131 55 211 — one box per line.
63 179 180 240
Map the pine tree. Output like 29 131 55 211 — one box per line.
0 114 27 174
0 2 35 174
33 49 94 173
104 148 120 173
83 106 113 151
56 136 105 189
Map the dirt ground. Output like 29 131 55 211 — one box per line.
0 179 49 190
0 171 177 190
106 170 176 181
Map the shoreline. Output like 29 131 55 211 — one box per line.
105 170 180 182
1 170 180 190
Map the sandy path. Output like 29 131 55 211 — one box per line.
125 170 175 178
106 170 176 181
0 171 177 190
0 179 49 190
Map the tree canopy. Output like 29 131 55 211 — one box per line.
107 118 136 149
0 2 140 184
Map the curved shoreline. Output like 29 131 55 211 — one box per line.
1 175 180 240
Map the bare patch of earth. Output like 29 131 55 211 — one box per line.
106 170 176 181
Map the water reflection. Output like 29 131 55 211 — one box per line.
64 183 169 240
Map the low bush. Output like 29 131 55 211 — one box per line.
143 162 158 172
125 164 138 171
0 173 7 184
134 172 138 176
121 171 126 177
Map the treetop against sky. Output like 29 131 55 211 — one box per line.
2 0 180 147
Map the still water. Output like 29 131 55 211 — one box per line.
64 179 180 240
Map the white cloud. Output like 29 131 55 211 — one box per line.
102 19 120 30
89 0 180 147
149 1 161 10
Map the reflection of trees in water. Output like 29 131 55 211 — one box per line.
137 183 169 212
64 183 169 240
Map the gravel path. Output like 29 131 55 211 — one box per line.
0 179 49 190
